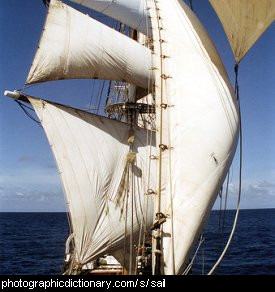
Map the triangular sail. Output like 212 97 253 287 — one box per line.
26 0 154 89
28 96 156 266
69 0 148 35
209 0 275 62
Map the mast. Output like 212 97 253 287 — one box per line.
146 0 170 275
153 0 164 275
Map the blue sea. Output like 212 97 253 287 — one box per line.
0 209 274 275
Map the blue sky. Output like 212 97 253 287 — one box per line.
0 0 274 212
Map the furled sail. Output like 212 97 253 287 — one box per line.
148 0 239 274
27 96 156 266
26 0 153 89
209 0 275 62
69 0 148 35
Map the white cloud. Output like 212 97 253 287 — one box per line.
213 178 275 210
0 165 65 211
0 186 66 212
0 187 63 201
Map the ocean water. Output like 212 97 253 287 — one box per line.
0 209 274 275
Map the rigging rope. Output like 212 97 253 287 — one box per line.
15 100 42 127
129 164 134 275
189 0 194 11
207 63 242 275
42 0 50 8
218 187 223 233
221 171 230 234
182 234 205 275
165 70 176 275
152 0 166 275
136 0 156 275
122 164 130 275
88 79 96 112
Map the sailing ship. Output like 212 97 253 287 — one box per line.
4 0 274 275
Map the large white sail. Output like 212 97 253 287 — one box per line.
28 96 156 267
69 0 148 35
148 0 239 274
26 0 153 89
209 0 275 62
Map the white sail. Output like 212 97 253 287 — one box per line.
209 0 275 62
26 0 153 89
148 0 239 274
69 0 148 35
28 96 156 266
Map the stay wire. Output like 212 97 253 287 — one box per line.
218 187 223 233
139 0 155 264
15 100 42 127
222 171 230 234
182 234 205 275
189 0 194 11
